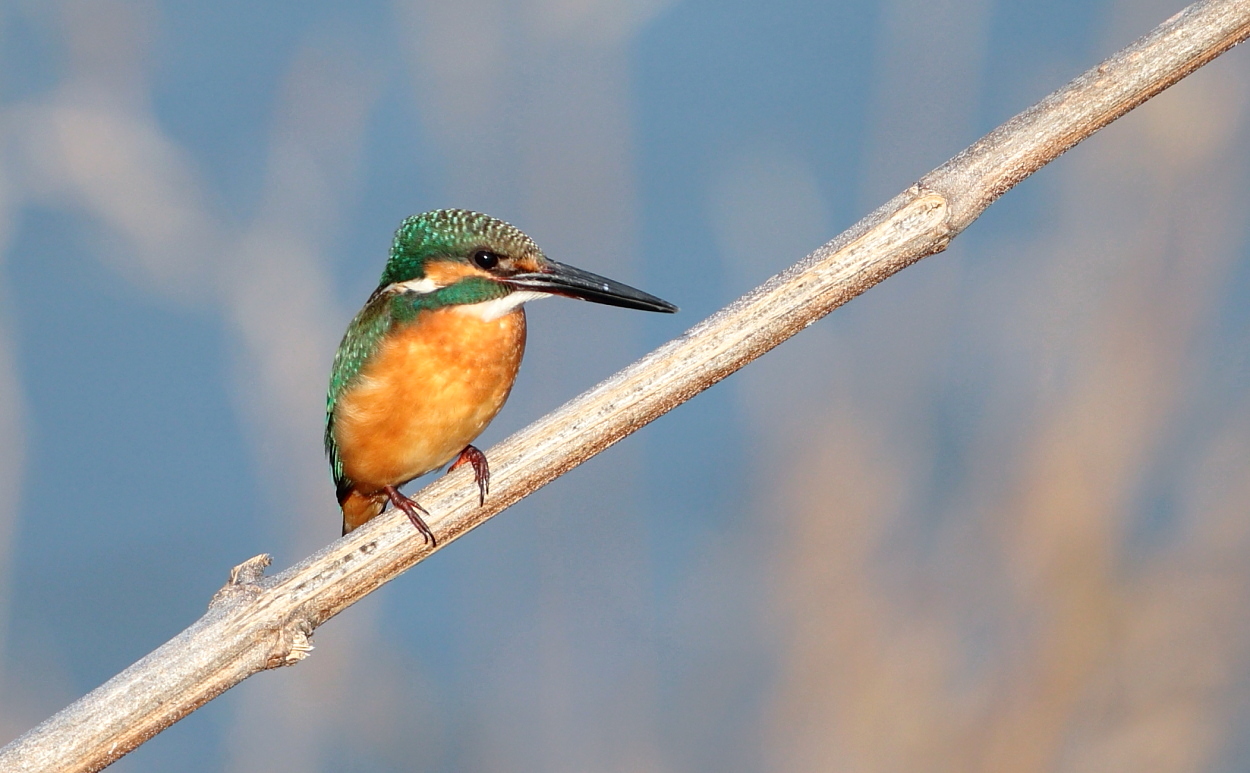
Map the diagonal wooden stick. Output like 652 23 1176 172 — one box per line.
4 1 1249 770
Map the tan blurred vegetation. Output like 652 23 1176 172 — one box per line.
765 27 1250 773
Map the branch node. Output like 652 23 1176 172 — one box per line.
266 621 315 669
208 554 272 609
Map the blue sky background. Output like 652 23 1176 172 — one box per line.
2 1 1250 771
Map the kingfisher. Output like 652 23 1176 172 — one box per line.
326 209 677 542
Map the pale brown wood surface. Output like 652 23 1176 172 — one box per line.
3 0 1249 770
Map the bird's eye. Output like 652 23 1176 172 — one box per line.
472 250 501 270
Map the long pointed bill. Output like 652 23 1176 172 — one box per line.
503 261 678 313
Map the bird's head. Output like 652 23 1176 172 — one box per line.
377 209 677 318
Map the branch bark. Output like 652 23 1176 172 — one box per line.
5 0 1250 770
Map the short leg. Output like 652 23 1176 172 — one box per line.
384 485 436 546
448 445 490 506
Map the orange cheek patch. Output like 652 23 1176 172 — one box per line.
423 261 489 286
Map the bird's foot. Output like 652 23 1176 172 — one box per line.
383 485 437 546
449 445 490 506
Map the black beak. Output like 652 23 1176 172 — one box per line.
504 260 678 313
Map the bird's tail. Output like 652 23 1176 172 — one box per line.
340 488 387 535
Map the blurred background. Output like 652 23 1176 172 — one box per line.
1 0 1249 771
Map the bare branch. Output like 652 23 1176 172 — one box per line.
4 1 1249 770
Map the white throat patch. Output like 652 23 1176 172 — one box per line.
455 291 551 322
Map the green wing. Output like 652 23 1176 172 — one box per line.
325 291 395 499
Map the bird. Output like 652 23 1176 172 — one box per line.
326 209 677 542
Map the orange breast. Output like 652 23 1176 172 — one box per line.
333 306 526 493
